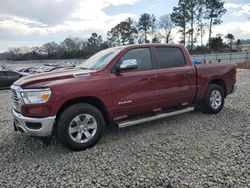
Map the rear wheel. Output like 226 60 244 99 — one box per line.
200 84 225 114
57 103 105 151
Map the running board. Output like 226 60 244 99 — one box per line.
118 107 194 128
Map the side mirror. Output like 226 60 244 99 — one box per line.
117 59 138 72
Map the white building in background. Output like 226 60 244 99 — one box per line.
232 44 250 52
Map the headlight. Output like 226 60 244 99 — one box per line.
20 88 52 104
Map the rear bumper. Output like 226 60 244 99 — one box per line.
11 109 56 137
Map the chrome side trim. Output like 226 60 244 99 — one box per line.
118 107 194 128
12 109 56 137
73 72 90 78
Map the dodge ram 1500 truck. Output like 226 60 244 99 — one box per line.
10 44 236 150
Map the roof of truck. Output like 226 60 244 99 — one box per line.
118 43 185 49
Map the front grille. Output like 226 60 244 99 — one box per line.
12 90 19 102
11 88 22 112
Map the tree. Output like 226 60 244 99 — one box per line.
43 42 58 58
158 14 175 43
86 33 104 56
236 39 241 52
6 36 109 60
204 0 226 53
107 18 138 46
209 35 224 52
196 0 208 46
60 38 79 58
61 38 77 51
150 14 158 43
107 27 120 46
225 33 235 51
100 41 111 49
171 0 190 45
138 13 152 43
87 33 103 47
185 0 200 49
8 48 22 60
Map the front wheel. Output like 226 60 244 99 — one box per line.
57 103 105 151
200 84 225 114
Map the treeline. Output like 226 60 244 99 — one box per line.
7 33 109 61
4 0 246 61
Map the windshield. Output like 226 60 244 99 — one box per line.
77 47 123 70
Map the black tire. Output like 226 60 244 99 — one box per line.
57 103 105 151
200 84 225 114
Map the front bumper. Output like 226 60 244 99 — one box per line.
11 109 56 137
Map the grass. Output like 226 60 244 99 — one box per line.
236 61 250 69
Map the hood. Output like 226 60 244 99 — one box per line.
14 68 94 88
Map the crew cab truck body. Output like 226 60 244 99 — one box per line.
11 44 236 150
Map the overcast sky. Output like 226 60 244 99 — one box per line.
0 0 249 52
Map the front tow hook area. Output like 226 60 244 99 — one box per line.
11 109 56 137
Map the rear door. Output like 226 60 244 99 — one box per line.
153 47 196 109
110 47 159 120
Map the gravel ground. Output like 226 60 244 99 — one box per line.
0 69 249 188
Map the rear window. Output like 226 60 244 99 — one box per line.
155 47 185 69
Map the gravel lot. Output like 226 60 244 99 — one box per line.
0 69 249 188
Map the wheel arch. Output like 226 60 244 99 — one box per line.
56 96 111 124
209 78 227 97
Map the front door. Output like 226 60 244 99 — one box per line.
109 47 159 120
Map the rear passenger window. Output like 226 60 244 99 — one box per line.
0 72 5 76
155 47 185 69
118 48 152 71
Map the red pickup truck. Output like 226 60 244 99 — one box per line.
11 44 236 150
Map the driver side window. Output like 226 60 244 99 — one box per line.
118 48 152 72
